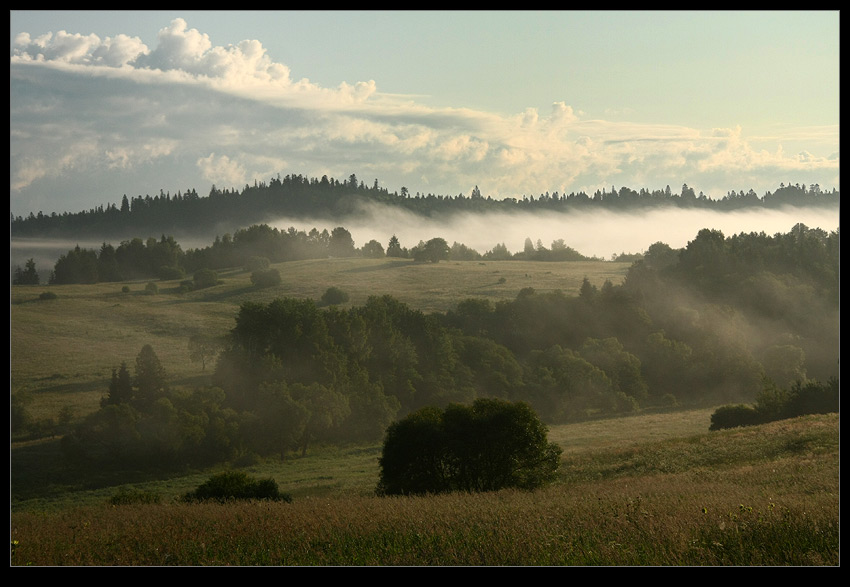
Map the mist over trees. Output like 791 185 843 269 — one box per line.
52 222 839 469
10 174 839 240
36 221 600 286
12 171 839 472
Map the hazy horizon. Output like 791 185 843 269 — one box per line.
11 203 839 280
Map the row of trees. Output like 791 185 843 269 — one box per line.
709 377 839 431
30 225 596 286
11 174 839 239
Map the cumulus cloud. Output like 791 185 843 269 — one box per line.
9 17 839 214
197 153 248 186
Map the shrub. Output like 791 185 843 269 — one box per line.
144 281 159 295
193 269 218 289
38 291 57 300
158 265 185 280
781 378 839 418
183 471 292 503
121 285 131 293
321 286 349 306
709 404 762 431
109 486 161 505
251 268 281 287
377 398 562 496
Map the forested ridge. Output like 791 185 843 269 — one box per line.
10 172 839 239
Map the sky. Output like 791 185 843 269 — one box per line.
9 10 840 219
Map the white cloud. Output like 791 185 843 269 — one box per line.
197 153 248 186
9 17 839 213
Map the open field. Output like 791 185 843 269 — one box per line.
11 257 629 421
11 412 839 565
10 257 839 565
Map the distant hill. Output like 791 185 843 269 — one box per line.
11 174 839 239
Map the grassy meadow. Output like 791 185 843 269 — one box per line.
11 257 629 422
10 257 840 565
10 412 839 565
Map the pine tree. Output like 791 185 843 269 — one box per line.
102 362 133 406
134 345 167 407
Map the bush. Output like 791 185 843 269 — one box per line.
38 291 57 300
321 286 349 306
158 265 185 280
183 471 292 503
377 398 562 496
251 268 281 287
193 269 218 289
109 486 161 505
144 281 159 295
121 285 131 293
709 404 762 431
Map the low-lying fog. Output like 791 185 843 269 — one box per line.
10 204 840 280
268 204 840 260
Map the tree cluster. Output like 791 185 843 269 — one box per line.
36 224 595 287
12 258 39 285
48 236 183 284
709 377 839 431
377 398 562 496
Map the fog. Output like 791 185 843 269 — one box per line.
267 203 840 260
10 204 839 280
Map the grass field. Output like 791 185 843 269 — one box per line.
11 257 630 421
10 411 839 565
10 257 839 565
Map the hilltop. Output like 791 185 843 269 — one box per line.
11 174 839 240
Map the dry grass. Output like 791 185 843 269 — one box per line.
10 413 839 566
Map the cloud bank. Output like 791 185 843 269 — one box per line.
10 18 840 215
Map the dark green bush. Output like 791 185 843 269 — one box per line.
709 404 762 431
38 291 57 300
781 378 839 418
711 377 840 431
109 487 161 505
320 286 349 305
377 398 562 496
158 265 185 280
193 269 219 289
144 281 159 295
183 471 292 503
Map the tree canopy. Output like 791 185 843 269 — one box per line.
377 398 562 496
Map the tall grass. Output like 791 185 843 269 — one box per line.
11 413 839 566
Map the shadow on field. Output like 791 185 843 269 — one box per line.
11 438 187 504
161 285 258 303
341 260 415 273
28 377 109 396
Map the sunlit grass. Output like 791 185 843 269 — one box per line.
10 413 839 565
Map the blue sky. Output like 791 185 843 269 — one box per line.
10 10 840 217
